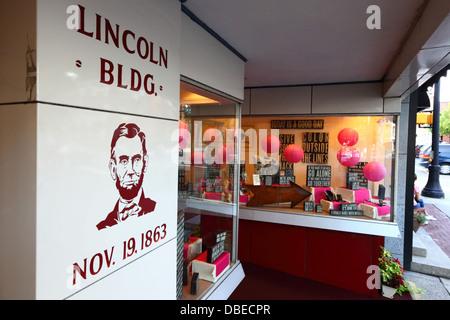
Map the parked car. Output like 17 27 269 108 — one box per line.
420 143 450 174
415 145 424 158
419 144 431 167
419 144 431 159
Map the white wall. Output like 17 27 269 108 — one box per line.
243 82 401 115
180 13 245 101
0 0 181 300
0 0 248 300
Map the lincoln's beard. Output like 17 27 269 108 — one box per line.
116 171 144 201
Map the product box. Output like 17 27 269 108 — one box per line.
183 237 202 260
191 251 230 283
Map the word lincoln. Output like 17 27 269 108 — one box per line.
66 4 168 96
66 4 168 68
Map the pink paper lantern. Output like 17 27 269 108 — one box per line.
178 121 190 150
337 128 359 146
261 135 280 154
363 161 386 182
337 147 360 167
191 151 204 167
283 144 304 163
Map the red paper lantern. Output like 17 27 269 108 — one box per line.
283 144 304 163
178 120 190 150
191 151 204 166
363 161 386 182
261 135 280 153
337 147 360 167
337 128 359 146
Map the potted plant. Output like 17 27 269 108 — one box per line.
413 213 426 232
378 246 423 298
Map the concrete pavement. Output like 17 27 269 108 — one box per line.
409 222 450 299
408 161 450 299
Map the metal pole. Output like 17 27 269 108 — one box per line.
421 77 445 198
403 90 419 270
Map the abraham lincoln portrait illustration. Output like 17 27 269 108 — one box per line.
97 123 156 230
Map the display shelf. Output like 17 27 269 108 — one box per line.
359 201 391 219
239 204 400 238
181 261 244 300
335 186 372 204
178 198 237 217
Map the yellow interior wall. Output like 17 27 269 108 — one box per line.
241 115 395 197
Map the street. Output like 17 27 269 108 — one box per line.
415 158 450 217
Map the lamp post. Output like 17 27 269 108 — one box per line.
421 76 445 198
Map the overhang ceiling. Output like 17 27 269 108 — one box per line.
182 0 450 98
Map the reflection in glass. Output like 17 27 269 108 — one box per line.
178 81 240 300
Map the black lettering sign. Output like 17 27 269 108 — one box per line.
279 175 295 186
306 165 331 187
330 210 363 216
348 162 368 188
207 241 225 263
346 172 359 190
271 120 324 129
303 201 314 212
279 134 295 171
340 203 358 211
214 231 227 243
302 132 329 164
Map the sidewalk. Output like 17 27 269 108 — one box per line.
409 196 450 300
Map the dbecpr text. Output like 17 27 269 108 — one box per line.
224 304 270 315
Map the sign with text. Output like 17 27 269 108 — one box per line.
279 134 295 171
306 165 331 187
302 132 329 164
37 0 180 119
348 162 368 188
330 210 364 216
271 119 324 129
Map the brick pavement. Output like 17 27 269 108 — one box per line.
423 204 450 259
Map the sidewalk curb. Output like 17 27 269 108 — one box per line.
407 281 423 300
411 226 450 279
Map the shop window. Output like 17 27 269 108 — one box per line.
239 115 396 222
177 81 240 299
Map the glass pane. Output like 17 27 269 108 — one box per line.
178 81 239 299
240 115 396 223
